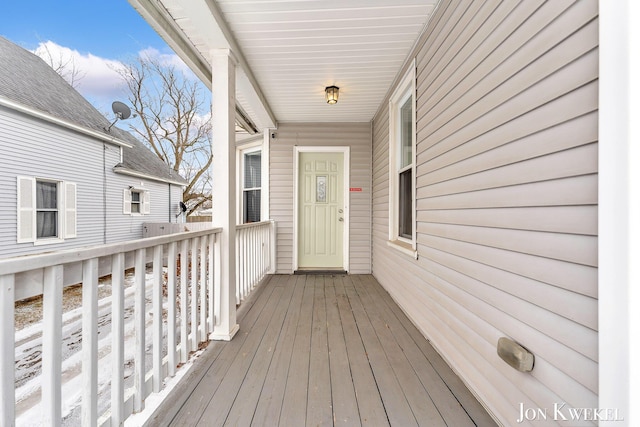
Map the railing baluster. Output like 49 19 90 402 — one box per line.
236 228 242 303
208 234 215 333
0 274 15 426
214 233 222 328
200 236 207 342
152 245 163 392
134 248 146 413
240 228 245 301
82 259 99 426
253 227 259 286
190 237 199 351
42 265 63 425
247 229 252 294
111 253 125 426
180 239 189 362
270 220 277 274
167 242 178 377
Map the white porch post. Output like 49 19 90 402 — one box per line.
210 48 240 341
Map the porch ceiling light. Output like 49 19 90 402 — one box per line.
325 86 339 104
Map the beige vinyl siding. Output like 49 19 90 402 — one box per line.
270 122 372 274
372 1 598 425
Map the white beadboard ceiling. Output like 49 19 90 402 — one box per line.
128 0 438 127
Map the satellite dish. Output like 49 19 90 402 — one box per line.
104 101 134 132
112 101 131 120
179 202 187 213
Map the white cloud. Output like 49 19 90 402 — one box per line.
33 41 127 103
138 47 196 78
32 41 203 115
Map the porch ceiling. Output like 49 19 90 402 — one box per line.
128 0 438 128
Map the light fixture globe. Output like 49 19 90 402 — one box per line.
325 85 339 104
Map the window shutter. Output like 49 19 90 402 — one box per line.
17 176 35 243
123 189 132 214
64 182 77 238
142 191 151 215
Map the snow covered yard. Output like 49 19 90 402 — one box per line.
13 268 205 426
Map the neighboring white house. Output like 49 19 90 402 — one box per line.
0 36 187 259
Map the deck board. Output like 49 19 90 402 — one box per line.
334 276 389 427
306 276 333 426
156 274 497 427
278 275 314 426
251 275 304 426
325 276 361 426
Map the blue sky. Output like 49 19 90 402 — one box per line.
1 0 165 59
0 0 191 114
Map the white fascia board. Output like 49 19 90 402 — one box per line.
0 96 132 148
127 0 213 87
113 166 188 187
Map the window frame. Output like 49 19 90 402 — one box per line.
238 145 263 224
388 60 417 257
123 187 150 216
17 176 77 244
35 179 60 240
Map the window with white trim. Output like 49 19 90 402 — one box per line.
242 149 261 223
123 188 150 215
17 176 77 243
388 61 417 253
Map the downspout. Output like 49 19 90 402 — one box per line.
103 143 107 244
169 183 172 222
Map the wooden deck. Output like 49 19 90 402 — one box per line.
148 274 497 427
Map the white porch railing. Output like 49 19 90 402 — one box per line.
0 220 275 427
236 220 276 303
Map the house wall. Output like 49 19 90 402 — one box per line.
270 122 372 274
371 1 598 426
0 108 183 259
105 171 183 244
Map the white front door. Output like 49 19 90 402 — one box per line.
297 151 345 269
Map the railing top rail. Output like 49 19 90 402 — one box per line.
0 227 222 276
236 219 275 231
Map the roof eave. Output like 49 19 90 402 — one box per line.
0 96 132 148
113 166 188 186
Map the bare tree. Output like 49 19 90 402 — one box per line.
117 56 212 216
35 42 85 88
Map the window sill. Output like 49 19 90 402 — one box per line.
34 237 65 246
387 239 418 259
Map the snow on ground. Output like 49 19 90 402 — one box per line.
14 269 204 427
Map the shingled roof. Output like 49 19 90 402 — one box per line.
0 36 187 186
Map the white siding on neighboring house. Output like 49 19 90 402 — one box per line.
372 1 598 426
0 107 107 258
0 107 184 258
270 122 372 274
105 173 182 243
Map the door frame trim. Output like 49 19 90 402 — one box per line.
293 146 350 272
